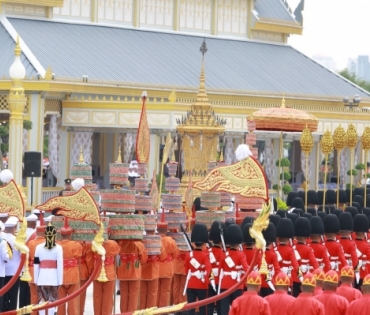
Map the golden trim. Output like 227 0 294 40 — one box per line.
1 80 369 103
5 0 64 7
253 20 303 35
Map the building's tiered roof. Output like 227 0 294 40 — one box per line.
254 0 297 23
0 20 37 78
0 17 369 98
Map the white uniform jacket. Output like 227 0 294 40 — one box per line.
4 233 20 276
34 243 63 286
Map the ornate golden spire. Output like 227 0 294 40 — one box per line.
14 35 21 57
116 146 122 163
281 94 286 108
192 39 211 107
79 147 84 163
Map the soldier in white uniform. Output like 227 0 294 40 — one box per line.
2 216 21 311
34 224 63 315
18 214 38 309
0 227 10 312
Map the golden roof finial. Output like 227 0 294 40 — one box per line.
14 35 21 57
44 66 53 81
281 94 286 108
194 39 210 106
116 146 122 163
79 147 84 163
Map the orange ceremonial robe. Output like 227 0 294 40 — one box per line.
27 236 45 315
57 239 83 315
87 240 120 315
116 240 147 313
157 234 179 307
265 290 295 315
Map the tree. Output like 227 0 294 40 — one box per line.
0 125 9 170
338 69 370 92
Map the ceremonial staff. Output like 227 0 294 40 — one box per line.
347 123 358 206
362 127 370 207
300 125 313 211
321 131 333 207
333 125 347 208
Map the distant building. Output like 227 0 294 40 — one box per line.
312 55 337 72
347 56 370 81
357 56 370 81
347 59 357 75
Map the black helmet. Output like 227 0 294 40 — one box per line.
294 217 311 237
225 224 243 245
276 218 294 239
307 190 318 205
191 223 208 244
291 197 304 210
209 221 226 243
345 206 359 218
326 190 336 205
262 222 276 244
339 212 354 231
269 214 281 228
324 214 340 234
353 214 369 233
287 192 298 207
310 216 324 235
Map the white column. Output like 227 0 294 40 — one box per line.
148 133 159 179
103 133 114 188
26 94 44 206
58 128 70 186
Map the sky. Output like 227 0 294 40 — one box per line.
287 0 370 70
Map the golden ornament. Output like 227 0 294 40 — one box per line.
300 126 314 154
346 123 358 149
333 125 347 151
320 130 334 155
361 127 370 151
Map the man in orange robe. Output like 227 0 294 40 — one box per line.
265 272 295 315
57 218 83 315
79 241 92 315
117 239 147 312
87 239 119 315
27 213 46 315
346 273 370 314
314 270 349 315
229 271 271 315
286 273 325 315
336 266 362 303
157 223 178 307
140 230 162 309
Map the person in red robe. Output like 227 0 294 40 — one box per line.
218 224 249 315
312 268 325 296
346 273 370 314
286 273 325 315
353 214 370 289
265 272 295 315
338 212 359 269
336 266 362 303
185 223 211 315
314 270 349 315
323 215 347 272
207 221 226 315
276 218 300 288
309 216 331 272
292 217 319 297
260 223 281 297
229 271 271 315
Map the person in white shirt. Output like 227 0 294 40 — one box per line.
2 216 20 311
0 230 10 312
34 224 63 315
18 213 38 309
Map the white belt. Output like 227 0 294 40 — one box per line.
301 259 309 263
330 256 339 260
344 254 351 258
282 260 291 264
223 271 241 280
316 258 323 262
190 271 205 279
